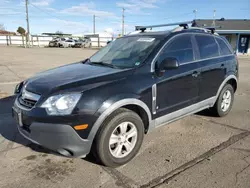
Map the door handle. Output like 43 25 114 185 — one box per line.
192 71 199 77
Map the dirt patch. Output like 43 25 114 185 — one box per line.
29 159 76 182
25 155 37 160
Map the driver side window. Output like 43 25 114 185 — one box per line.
158 34 194 65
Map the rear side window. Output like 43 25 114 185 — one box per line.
159 34 194 64
215 37 232 55
195 35 219 59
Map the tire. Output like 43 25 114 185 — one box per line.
212 84 234 117
93 108 144 167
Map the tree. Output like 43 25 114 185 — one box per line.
17 26 26 35
55 30 63 34
0 24 5 31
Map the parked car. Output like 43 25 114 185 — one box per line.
82 37 92 48
72 38 92 48
58 38 67 47
73 40 83 48
12 22 238 167
48 39 59 47
62 39 75 48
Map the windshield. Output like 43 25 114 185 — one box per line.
89 36 160 68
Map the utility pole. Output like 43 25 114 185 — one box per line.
212 9 216 26
25 0 30 47
122 8 125 36
93 14 96 34
193 9 197 20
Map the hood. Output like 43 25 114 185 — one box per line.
25 62 133 95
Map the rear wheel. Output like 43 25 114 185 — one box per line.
93 108 144 167
212 84 234 117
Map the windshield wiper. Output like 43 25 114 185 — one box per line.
90 61 120 69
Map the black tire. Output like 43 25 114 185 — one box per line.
93 108 144 167
212 84 234 117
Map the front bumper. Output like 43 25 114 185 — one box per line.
13 100 92 158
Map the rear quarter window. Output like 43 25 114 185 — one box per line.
215 37 233 55
195 35 219 59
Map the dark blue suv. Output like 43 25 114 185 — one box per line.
12 22 238 167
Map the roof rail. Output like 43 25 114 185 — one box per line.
135 21 193 32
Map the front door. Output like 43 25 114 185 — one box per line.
154 34 200 118
238 36 249 54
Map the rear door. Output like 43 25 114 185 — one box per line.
194 34 226 101
154 34 200 118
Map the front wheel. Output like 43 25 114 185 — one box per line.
93 108 144 167
212 84 234 117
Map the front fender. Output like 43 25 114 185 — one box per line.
87 95 152 141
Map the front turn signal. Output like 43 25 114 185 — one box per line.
74 124 88 130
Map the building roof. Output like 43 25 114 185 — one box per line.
195 19 250 31
42 33 72 36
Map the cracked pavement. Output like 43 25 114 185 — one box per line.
0 47 250 188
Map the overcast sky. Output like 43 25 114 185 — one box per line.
0 0 249 34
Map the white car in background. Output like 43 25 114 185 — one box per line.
62 39 75 48
58 38 67 47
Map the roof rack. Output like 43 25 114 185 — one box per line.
135 20 221 35
204 26 221 34
135 21 193 32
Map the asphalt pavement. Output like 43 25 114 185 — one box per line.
0 47 249 188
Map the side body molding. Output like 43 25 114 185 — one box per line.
87 98 153 141
87 75 237 144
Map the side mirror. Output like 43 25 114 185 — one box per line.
156 57 179 76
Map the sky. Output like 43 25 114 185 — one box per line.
0 0 250 35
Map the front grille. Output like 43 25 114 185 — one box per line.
18 89 41 110
19 97 37 109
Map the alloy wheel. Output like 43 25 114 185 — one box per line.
109 122 138 158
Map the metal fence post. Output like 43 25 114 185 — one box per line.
9 35 12 45
6 36 9 46
37 36 40 47
22 35 25 47
31 36 34 47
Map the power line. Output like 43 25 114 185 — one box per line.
29 2 63 21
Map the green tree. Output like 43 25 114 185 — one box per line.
17 26 26 35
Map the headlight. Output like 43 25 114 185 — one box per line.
41 93 81 115
14 81 25 94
